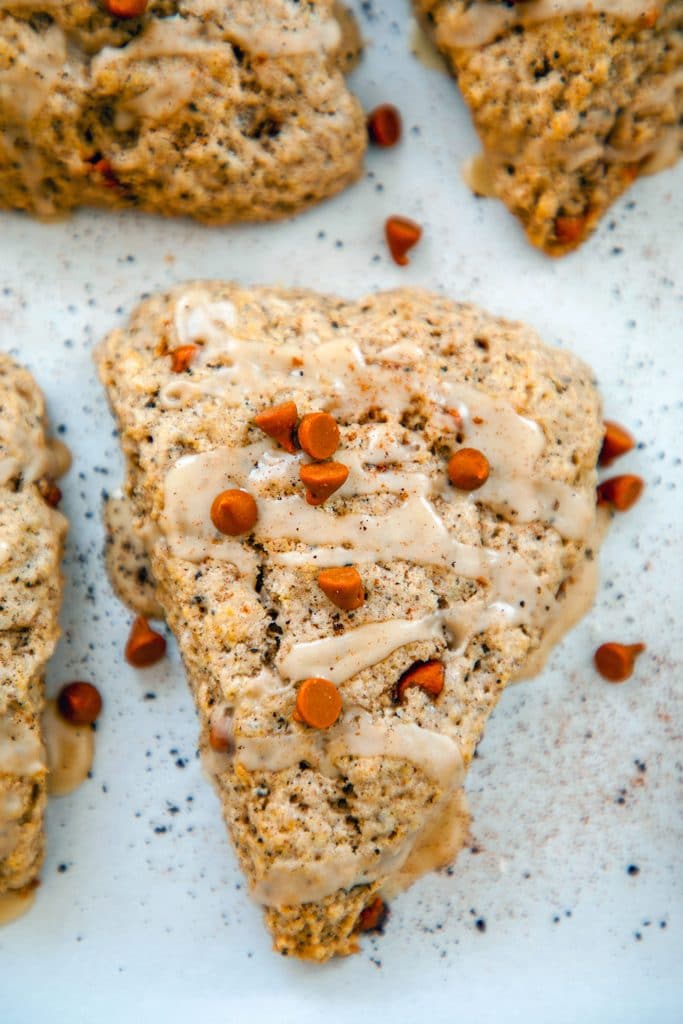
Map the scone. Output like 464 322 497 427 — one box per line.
0 355 69 906
0 1 365 221
97 282 605 960
415 0 683 254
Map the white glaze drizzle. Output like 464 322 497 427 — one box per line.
251 834 416 906
0 717 44 777
162 291 593 540
436 0 666 50
0 23 66 123
242 710 464 905
92 11 340 83
0 421 70 488
278 614 447 684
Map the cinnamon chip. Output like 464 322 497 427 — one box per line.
597 474 644 511
385 216 422 266
211 489 258 535
395 660 445 703
358 897 388 933
294 678 342 729
317 566 364 611
297 412 340 461
367 104 402 147
57 682 102 726
125 616 166 668
447 448 490 491
170 345 198 373
594 642 646 683
104 0 148 18
599 421 635 467
254 401 298 453
299 462 349 505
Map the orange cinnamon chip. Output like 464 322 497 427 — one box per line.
210 489 258 535
299 462 349 505
385 215 422 266
594 642 646 683
125 616 166 668
88 156 121 188
104 0 147 17
254 401 298 453
170 344 198 373
553 214 586 245
395 660 445 703
597 474 644 511
208 722 233 754
57 682 103 726
294 678 342 729
367 104 402 147
358 897 388 933
599 421 636 467
447 448 490 491
38 478 62 508
317 566 364 611
297 412 340 460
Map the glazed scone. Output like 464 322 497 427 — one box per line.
97 282 605 959
415 0 683 254
0 0 365 222
0 355 69 901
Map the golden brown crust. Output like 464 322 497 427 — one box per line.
0 355 67 895
416 0 683 253
0 0 366 221
97 282 604 959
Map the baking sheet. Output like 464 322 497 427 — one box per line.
0 3 681 1021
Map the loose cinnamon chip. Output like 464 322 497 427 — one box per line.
395 660 445 703
125 616 166 668
299 462 349 505
211 488 258 535
594 642 646 683
38 478 62 508
170 344 198 373
367 104 402 147
599 421 636 467
447 448 490 491
358 897 388 933
385 216 422 266
621 163 639 186
597 474 644 511
104 0 147 17
294 678 342 729
57 682 102 726
317 566 364 611
297 412 340 460
254 401 298 453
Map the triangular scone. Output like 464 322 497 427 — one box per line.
415 0 683 254
0 356 68 905
0 1 364 221
98 283 605 960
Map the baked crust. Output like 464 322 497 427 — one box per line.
98 282 605 958
0 1 366 221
